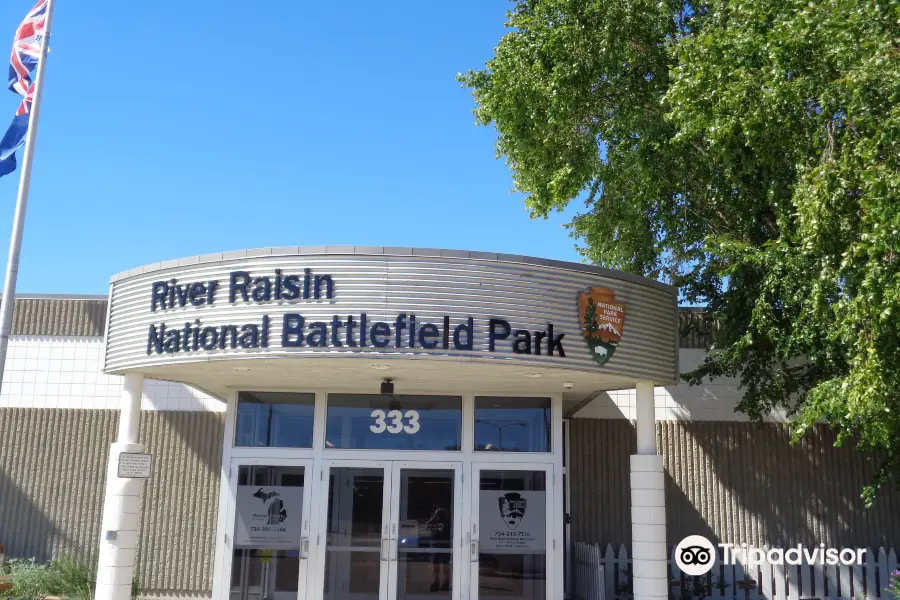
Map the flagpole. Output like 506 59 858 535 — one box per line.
0 0 55 395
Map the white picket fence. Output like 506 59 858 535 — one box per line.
574 542 899 600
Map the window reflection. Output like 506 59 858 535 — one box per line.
397 469 454 597
323 467 384 599
235 392 315 448
474 397 551 452
326 394 462 450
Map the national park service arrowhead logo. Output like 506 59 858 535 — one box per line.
578 287 626 365
498 492 526 530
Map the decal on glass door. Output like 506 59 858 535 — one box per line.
479 490 546 553
234 485 303 548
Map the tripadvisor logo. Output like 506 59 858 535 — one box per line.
577 287 626 365
675 535 867 577
675 535 717 576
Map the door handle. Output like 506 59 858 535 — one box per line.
299 537 310 559
390 537 398 561
470 540 479 562
380 538 390 562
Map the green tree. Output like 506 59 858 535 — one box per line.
460 0 900 502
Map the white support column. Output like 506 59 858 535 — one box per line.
95 373 145 600
635 380 656 455
631 380 667 600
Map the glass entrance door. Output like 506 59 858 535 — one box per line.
316 461 463 600
321 463 389 600
390 464 460 599
469 464 553 600
229 459 314 600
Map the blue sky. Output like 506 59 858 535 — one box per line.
0 1 583 294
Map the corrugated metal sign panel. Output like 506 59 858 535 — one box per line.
105 248 679 383
2 297 713 350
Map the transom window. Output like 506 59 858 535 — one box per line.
234 391 315 448
325 394 462 450
474 396 552 452
233 392 554 453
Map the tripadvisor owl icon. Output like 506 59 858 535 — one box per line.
578 287 626 365
675 535 717 576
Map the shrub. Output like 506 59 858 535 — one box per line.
0 555 137 600
42 556 94 600
2 559 51 600
888 569 900 600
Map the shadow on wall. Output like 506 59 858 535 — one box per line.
0 408 116 562
568 418 900 550
578 390 634 419
0 468 68 562
568 419 632 546
0 402 226 594
664 421 900 549
666 470 717 544
568 419 715 548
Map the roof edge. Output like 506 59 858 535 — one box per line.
109 246 677 295
0 293 108 300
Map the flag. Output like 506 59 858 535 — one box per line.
8 1 47 95
0 85 33 177
0 1 48 178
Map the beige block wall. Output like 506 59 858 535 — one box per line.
0 408 223 595
0 408 116 561
568 418 900 549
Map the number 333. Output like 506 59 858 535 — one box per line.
370 409 420 434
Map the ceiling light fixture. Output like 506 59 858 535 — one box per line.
370 364 391 370
232 366 251 372
524 372 543 378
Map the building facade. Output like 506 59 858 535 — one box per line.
0 247 897 600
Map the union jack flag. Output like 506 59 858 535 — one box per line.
0 1 48 178
8 0 47 97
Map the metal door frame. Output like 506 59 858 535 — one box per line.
467 462 555 600
310 460 464 600
221 456 316 600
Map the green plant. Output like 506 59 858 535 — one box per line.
2 558 50 600
0 555 138 600
42 556 94 600
887 569 900 600
460 0 900 503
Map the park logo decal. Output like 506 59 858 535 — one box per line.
498 492 527 530
578 287 626 365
